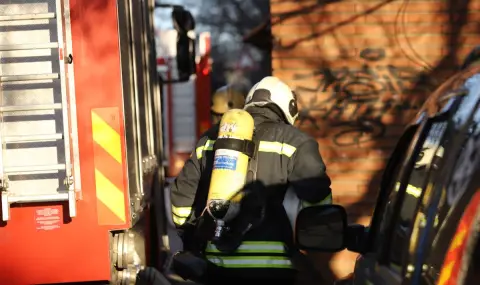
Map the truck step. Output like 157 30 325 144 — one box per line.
0 73 59 82
0 12 55 21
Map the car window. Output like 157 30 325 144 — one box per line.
366 114 451 277
387 120 449 274
365 125 418 253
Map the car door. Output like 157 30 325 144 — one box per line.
353 113 448 285
408 74 480 285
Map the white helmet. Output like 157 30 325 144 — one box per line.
244 76 298 125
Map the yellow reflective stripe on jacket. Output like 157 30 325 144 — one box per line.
206 255 292 269
195 139 297 159
172 205 192 225
205 241 286 254
196 139 215 159
258 141 296 157
301 193 333 207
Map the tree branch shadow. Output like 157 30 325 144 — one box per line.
271 0 476 282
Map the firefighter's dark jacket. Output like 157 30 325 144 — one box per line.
170 106 332 278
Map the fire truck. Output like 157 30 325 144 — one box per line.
0 0 205 284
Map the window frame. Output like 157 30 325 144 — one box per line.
387 115 451 275
377 117 437 265
364 124 418 253
363 116 433 266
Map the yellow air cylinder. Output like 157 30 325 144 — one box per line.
206 109 255 223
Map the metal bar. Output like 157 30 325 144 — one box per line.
8 192 68 204
0 13 55 21
0 42 59 51
4 164 66 174
68 190 76 218
55 0 75 198
1 192 9 221
0 103 62 112
4 133 63 143
1 192 75 222
64 0 83 192
0 73 59 82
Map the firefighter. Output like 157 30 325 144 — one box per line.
170 76 332 285
211 84 248 125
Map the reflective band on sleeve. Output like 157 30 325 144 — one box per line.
172 206 191 225
302 193 333 207
196 147 203 159
196 139 216 159
206 241 286 254
205 140 215 150
258 141 296 157
206 255 293 269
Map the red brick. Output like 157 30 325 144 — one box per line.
320 146 396 161
356 1 447 14
272 69 458 88
334 192 379 205
327 159 387 172
272 57 443 70
308 250 358 278
270 0 480 277
272 44 479 60
327 171 379 181
272 22 357 37
273 22 454 37
344 202 375 216
271 1 355 14
470 1 480 9
273 11 365 26
277 34 480 49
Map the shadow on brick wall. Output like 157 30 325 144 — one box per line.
270 0 476 281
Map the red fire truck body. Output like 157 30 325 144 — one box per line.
0 0 205 284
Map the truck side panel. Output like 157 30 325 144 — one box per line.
0 0 130 283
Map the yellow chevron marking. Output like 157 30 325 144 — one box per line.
95 169 126 223
92 111 122 163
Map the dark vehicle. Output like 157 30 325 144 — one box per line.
294 61 480 285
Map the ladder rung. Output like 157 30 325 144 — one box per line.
4 164 66 174
0 13 55 22
0 42 59 51
0 73 59 82
0 103 62 112
4 133 63 143
8 192 69 204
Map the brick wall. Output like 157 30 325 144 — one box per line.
270 0 480 279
